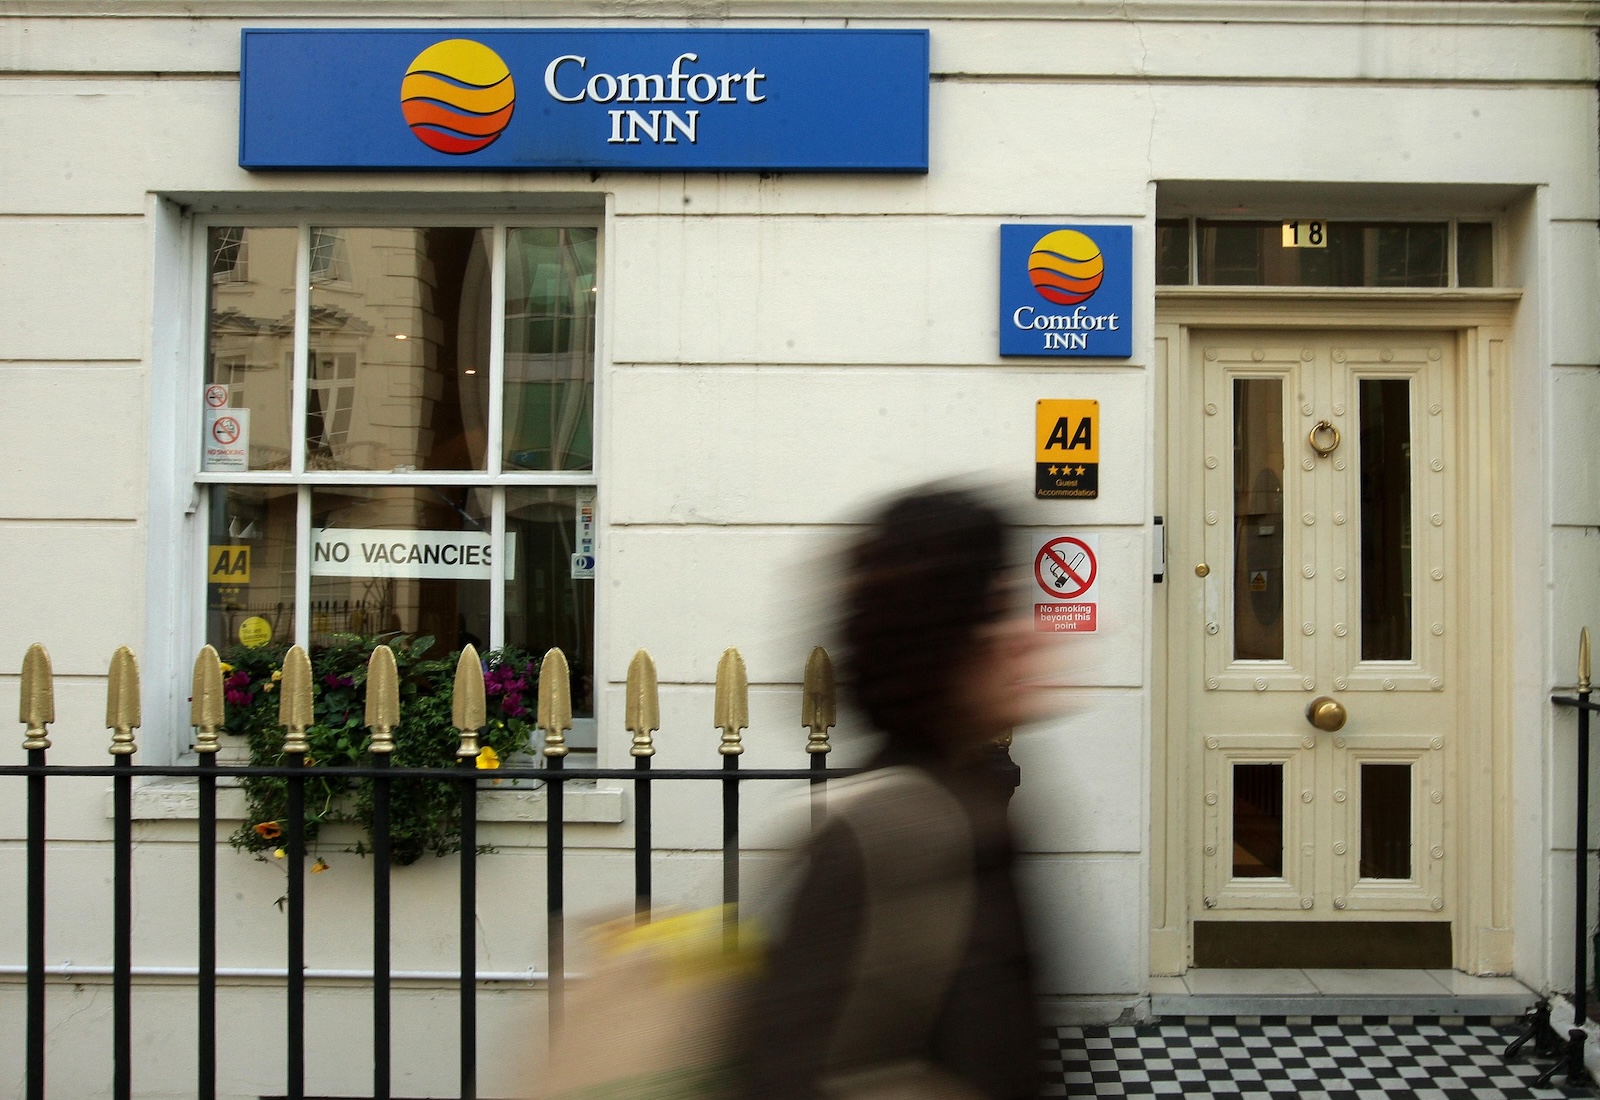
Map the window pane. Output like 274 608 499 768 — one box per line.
1197 221 1448 287
504 228 598 472
1155 219 1190 285
307 228 492 472
1360 763 1412 879
1233 762 1284 878
1458 222 1494 287
206 485 297 651
206 227 296 471
1233 379 1285 660
1359 379 1412 661
505 487 595 720
308 486 492 654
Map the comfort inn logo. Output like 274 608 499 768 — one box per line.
401 40 517 155
999 224 1133 358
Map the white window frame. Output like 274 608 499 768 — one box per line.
145 207 608 762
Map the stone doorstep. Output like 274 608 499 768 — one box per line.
1150 968 1537 1020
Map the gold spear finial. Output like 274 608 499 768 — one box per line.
626 649 660 758
801 646 836 756
365 645 400 754
1581 628 1592 693
106 646 141 756
20 643 54 752
453 644 486 760
278 645 314 755
715 647 749 756
190 645 225 753
538 648 572 759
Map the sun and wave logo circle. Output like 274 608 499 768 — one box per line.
1028 229 1105 306
400 39 516 155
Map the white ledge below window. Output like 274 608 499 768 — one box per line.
109 776 626 825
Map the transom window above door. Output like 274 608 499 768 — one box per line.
1156 219 1494 289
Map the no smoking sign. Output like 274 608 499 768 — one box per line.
1032 532 1099 634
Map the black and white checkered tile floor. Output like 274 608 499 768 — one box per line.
1046 1017 1595 1098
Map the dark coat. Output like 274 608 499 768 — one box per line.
741 746 1040 1100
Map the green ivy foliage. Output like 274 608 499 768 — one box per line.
221 633 537 865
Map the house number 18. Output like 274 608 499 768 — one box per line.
1281 220 1327 248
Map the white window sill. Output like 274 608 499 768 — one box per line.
109 775 625 825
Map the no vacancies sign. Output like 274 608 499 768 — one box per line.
239 29 929 171
311 529 515 581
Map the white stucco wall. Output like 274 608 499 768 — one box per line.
0 2 1597 1096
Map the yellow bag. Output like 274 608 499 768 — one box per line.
537 907 761 1100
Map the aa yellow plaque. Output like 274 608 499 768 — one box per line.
1035 399 1099 499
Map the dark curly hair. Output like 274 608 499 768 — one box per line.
840 485 1011 748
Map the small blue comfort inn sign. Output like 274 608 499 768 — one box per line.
999 225 1134 358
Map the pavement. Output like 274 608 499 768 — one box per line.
1047 1017 1595 1098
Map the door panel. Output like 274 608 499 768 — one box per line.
1190 331 1455 923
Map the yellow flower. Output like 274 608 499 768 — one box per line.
262 682 275 693
311 858 330 874
219 662 234 673
270 669 282 681
273 848 286 859
476 745 501 770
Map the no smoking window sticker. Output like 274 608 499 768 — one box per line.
1031 532 1099 634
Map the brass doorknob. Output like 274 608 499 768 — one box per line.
1306 696 1347 732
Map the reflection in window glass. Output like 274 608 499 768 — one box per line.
1233 379 1285 661
1155 219 1191 285
1359 380 1412 661
1457 222 1494 287
307 228 492 472
205 485 297 651
1198 221 1448 287
206 227 297 471
1233 762 1284 878
504 228 598 472
308 486 492 656
506 488 596 720
1360 763 1412 879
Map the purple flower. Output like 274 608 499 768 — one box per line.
321 673 353 689
225 671 249 689
225 688 251 706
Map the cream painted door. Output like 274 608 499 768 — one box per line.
1188 331 1454 920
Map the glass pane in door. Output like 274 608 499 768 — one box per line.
1360 763 1413 879
1359 380 1413 660
1233 379 1285 660
1233 762 1284 878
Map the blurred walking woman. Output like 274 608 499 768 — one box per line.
742 486 1047 1100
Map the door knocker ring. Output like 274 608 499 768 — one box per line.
1308 420 1341 457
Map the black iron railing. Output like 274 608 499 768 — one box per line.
6 639 858 1100
1507 627 1596 1088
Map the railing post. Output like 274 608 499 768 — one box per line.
21 643 54 1100
538 648 572 1025
279 645 314 1100
627 650 659 924
191 645 224 1100
365 645 399 1100
1541 629 1597 1086
715 648 748 944
453 645 487 1100
802 647 836 830
107 646 140 1100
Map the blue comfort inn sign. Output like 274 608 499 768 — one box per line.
999 225 1134 358
238 29 929 172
